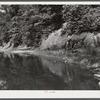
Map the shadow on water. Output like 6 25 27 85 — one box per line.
0 53 99 90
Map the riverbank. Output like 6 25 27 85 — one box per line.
1 47 98 68
0 46 82 65
0 46 100 69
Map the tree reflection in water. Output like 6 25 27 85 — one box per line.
0 53 99 90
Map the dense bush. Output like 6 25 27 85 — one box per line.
0 5 63 47
62 5 100 34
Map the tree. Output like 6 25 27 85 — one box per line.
0 5 64 47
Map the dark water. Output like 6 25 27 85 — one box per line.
0 53 99 90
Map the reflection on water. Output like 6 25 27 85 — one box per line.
0 53 99 90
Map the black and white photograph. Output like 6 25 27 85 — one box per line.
0 2 100 91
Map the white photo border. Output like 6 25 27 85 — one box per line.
0 1 100 98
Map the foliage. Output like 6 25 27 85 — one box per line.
0 5 63 47
62 5 100 34
1 5 100 50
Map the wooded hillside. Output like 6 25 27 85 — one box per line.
0 5 100 51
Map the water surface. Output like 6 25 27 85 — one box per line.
0 53 99 90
